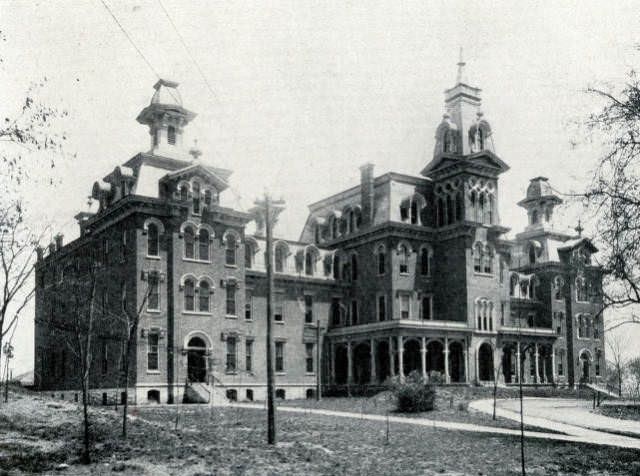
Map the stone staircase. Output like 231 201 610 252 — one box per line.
183 378 231 406
585 382 620 400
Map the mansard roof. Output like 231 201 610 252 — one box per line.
557 237 599 253
160 162 231 192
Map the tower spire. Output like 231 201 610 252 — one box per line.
455 47 466 85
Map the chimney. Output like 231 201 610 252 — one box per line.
359 162 375 226
54 233 64 251
48 242 55 255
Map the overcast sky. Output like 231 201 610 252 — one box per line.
2 0 640 374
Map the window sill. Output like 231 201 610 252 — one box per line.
474 272 493 277
146 255 161 260
275 372 286 376
399 272 409 276
226 314 238 319
146 370 160 374
225 264 238 269
182 258 212 264
306 373 316 376
225 371 238 375
245 318 253 323
182 311 212 316
146 309 161 314
275 320 285 325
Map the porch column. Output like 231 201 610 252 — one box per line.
329 342 335 385
534 344 540 384
397 335 405 382
515 342 521 384
463 347 468 383
347 341 353 385
444 336 450 384
551 346 556 384
420 337 427 380
389 336 395 377
370 339 377 383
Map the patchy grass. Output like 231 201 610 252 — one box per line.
596 404 640 422
1 389 638 475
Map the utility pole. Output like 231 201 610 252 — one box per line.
517 316 526 476
252 194 285 445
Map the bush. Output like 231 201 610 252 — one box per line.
391 371 436 413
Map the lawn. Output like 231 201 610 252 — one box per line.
1 389 639 475
597 404 640 422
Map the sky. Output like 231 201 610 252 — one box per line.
1 0 640 375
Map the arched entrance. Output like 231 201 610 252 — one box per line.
187 337 207 382
426 340 444 375
403 339 421 377
501 345 514 383
353 343 371 384
376 340 390 382
334 345 349 384
478 343 494 382
449 341 465 383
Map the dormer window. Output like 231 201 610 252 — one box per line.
531 209 539 225
167 126 176 145
180 185 189 202
204 190 212 207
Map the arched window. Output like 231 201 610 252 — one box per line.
529 243 536 264
470 191 476 220
333 254 340 280
314 225 321 244
487 195 493 224
443 129 456 153
351 254 358 281
410 201 418 225
446 195 454 224
349 209 356 232
198 280 210 312
437 198 445 227
398 244 409 274
545 208 551 222
531 209 539 225
420 246 431 276
377 246 386 275
576 276 588 302
204 190 212 208
192 182 200 214
455 191 463 222
483 246 493 274
225 234 237 266
553 276 564 300
184 227 195 259
478 193 485 223
476 128 484 150
198 229 210 261
275 244 286 273
167 125 176 145
147 223 159 257
184 279 195 311
331 216 338 239
305 250 315 276
180 184 189 202
510 275 518 297
473 243 483 273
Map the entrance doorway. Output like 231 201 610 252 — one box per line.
187 337 207 382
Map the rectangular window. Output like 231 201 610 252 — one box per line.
400 294 410 319
378 294 386 321
331 298 341 326
274 292 284 322
305 343 314 373
148 274 160 311
351 300 358 325
500 303 505 326
275 341 285 372
245 340 253 372
226 337 237 372
558 350 564 376
421 296 432 320
304 295 313 324
226 285 236 316
147 333 159 371
245 290 252 320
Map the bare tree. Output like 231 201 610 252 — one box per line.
606 332 628 396
117 281 150 439
581 70 640 328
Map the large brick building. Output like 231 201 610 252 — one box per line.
34 64 605 404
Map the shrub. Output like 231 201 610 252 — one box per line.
391 371 436 413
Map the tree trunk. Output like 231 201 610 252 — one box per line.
122 337 131 438
81 377 91 464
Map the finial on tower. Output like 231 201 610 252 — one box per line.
456 47 466 85
575 219 584 237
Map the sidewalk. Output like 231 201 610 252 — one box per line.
470 397 640 448
221 401 640 450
